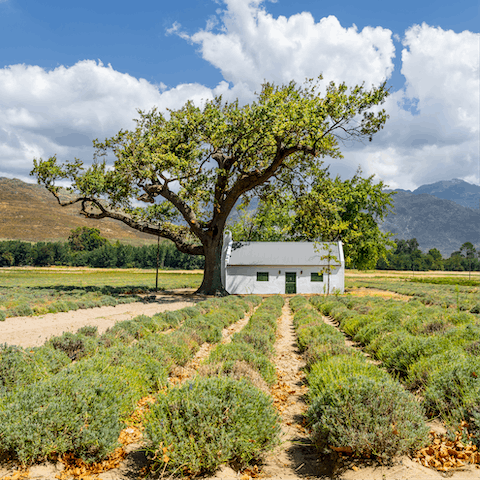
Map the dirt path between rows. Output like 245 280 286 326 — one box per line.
0 291 200 348
207 299 319 480
261 299 326 479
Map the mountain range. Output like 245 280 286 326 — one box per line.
398 178 480 210
381 179 480 256
0 177 479 257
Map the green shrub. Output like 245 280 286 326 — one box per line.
423 356 480 425
296 323 344 352
470 304 480 314
310 298 338 316
304 342 354 369
183 316 223 344
406 349 465 390
161 331 200 366
374 333 433 376
0 344 70 393
307 376 429 461
307 355 391 399
10 304 34 317
0 310 6 321
91 344 170 391
232 329 275 357
341 313 369 337
446 311 476 326
290 296 308 312
354 318 398 346
76 325 98 337
144 377 280 476
208 343 276 385
0 364 147 465
47 331 99 361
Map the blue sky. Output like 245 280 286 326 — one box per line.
0 0 478 189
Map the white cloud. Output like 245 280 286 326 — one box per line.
0 61 226 180
187 0 395 90
0 4 478 193
401 23 479 133
329 24 479 190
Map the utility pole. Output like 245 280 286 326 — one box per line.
155 235 160 292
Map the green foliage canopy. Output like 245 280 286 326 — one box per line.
68 226 108 252
230 169 394 270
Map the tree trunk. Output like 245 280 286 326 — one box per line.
196 235 229 296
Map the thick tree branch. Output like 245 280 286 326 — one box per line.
141 183 205 241
51 192 204 256
222 143 317 215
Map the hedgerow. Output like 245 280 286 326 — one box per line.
0 363 147 465
206 295 283 385
307 375 430 462
0 344 70 394
0 285 141 319
292 296 429 461
142 295 281 476
0 295 258 466
310 293 480 435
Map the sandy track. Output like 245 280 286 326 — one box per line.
0 292 200 348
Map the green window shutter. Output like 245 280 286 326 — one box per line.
257 272 269 281
311 272 324 282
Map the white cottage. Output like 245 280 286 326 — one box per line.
221 232 345 295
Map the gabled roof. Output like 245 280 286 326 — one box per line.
226 241 344 266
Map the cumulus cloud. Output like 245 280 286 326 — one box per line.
0 61 226 180
187 0 395 90
178 2 478 189
349 24 480 190
0 1 478 192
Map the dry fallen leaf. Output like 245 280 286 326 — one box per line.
414 427 480 471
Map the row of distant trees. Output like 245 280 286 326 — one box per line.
0 227 204 270
1 228 478 273
376 238 480 272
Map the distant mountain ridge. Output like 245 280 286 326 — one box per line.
403 178 480 210
379 189 480 256
1 176 479 257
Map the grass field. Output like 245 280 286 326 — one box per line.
0 267 203 319
346 273 480 311
2 266 479 319
0 266 203 289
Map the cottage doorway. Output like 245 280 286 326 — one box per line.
285 272 296 294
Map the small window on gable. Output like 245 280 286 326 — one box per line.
257 272 269 281
311 272 323 282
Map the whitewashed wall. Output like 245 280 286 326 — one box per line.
226 266 344 295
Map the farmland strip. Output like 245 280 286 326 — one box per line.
141 295 285 477
309 294 480 472
0 296 258 470
290 296 430 464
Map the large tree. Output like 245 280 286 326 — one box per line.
31 78 389 295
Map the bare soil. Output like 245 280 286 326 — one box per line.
0 291 199 348
345 287 411 300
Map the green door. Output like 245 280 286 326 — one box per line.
285 272 296 294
